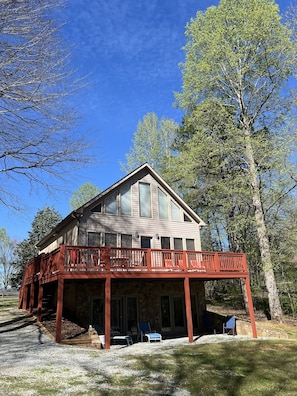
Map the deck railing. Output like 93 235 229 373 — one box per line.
21 245 247 285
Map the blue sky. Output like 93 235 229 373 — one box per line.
1 0 292 241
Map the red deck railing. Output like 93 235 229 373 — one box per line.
21 245 248 286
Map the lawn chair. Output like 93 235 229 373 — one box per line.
138 321 162 342
92 325 133 347
223 315 236 335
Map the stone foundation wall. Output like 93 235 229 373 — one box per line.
63 279 206 332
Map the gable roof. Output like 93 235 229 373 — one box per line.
37 163 205 247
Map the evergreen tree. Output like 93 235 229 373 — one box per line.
12 206 62 288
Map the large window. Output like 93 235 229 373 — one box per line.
120 184 131 216
161 295 185 330
105 233 117 246
161 237 170 249
171 201 180 221
174 238 183 250
186 239 195 251
158 188 168 219
121 234 132 248
88 232 101 246
139 182 151 217
105 194 117 214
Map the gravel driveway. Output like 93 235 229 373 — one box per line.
0 305 249 395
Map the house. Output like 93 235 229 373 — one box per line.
19 163 257 348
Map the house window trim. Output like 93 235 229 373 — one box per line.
158 187 169 220
139 182 152 218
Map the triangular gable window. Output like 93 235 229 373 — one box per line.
91 203 102 213
183 213 192 222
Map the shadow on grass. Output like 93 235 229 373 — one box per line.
0 311 36 335
123 340 297 396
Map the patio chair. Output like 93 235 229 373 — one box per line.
92 325 133 347
223 315 236 335
138 321 162 342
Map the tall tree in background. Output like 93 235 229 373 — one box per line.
70 182 101 210
11 206 62 288
174 0 297 320
0 228 17 290
120 112 178 175
0 0 90 208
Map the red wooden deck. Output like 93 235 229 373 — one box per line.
19 245 257 347
21 245 249 285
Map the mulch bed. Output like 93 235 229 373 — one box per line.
41 312 88 340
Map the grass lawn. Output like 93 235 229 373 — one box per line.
114 340 297 396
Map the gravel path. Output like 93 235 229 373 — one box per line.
0 306 251 395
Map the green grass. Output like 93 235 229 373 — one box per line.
111 340 297 395
0 295 19 309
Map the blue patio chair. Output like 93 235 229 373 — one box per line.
138 321 162 342
223 315 236 335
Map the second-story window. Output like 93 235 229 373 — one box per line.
158 188 168 219
174 238 183 250
105 233 117 246
120 184 131 216
88 232 101 246
171 200 181 221
121 234 132 248
139 182 151 217
105 194 117 214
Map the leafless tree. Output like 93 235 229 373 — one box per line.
0 0 91 208
0 228 17 290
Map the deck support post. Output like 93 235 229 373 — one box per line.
244 276 257 338
105 277 111 349
22 285 28 310
184 277 194 343
37 283 43 322
29 282 35 313
56 277 64 343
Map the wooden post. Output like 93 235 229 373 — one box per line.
147 248 151 271
55 277 64 343
22 285 28 310
37 283 43 323
214 252 220 272
182 250 187 270
105 277 111 349
184 277 193 343
29 282 35 313
244 276 257 338
105 247 111 272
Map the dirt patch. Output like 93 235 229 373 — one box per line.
207 304 297 325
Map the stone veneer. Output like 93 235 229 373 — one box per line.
63 278 206 335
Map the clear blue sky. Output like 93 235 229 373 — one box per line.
1 0 292 241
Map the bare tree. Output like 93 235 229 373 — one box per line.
0 228 17 290
0 0 91 208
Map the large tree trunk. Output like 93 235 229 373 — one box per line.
244 126 283 321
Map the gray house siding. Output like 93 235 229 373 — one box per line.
78 170 202 250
